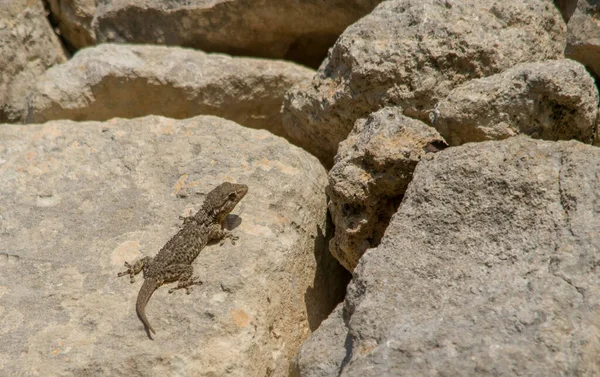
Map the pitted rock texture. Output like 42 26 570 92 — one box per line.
282 0 566 165
0 115 348 377
327 107 447 271
27 44 314 139
297 136 600 377
431 59 599 146
45 0 384 67
0 0 67 123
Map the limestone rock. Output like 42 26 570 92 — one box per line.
282 0 566 165
565 0 600 79
327 107 447 271
298 137 600 376
27 44 314 139
432 59 599 146
0 115 347 376
0 0 67 122
46 0 383 68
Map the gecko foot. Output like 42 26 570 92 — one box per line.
117 257 149 283
168 277 203 294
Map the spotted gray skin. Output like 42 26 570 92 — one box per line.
118 182 248 337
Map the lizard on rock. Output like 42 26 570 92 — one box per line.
118 182 248 337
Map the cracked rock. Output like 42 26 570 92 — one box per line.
281 0 566 165
327 107 447 271
299 136 600 376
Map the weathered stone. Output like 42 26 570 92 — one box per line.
282 0 566 165
45 0 383 68
0 0 67 122
46 0 97 50
292 303 348 377
432 59 599 146
27 44 314 139
298 137 600 376
327 107 447 271
565 0 600 79
0 115 348 376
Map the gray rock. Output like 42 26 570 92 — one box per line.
565 0 600 79
298 136 600 376
432 59 599 146
46 0 383 68
282 0 566 166
327 107 447 271
0 0 67 122
27 44 314 139
0 115 348 376
292 303 348 377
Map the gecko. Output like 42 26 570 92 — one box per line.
118 182 248 336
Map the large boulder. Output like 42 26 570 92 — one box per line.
431 59 599 146
0 0 67 122
327 107 447 271
0 115 348 376
27 44 314 139
297 137 600 376
282 0 566 165
45 0 384 67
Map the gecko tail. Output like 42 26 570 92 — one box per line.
136 279 159 335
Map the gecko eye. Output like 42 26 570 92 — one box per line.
229 193 237 200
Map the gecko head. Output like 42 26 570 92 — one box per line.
207 182 249 222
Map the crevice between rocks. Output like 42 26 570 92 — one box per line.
42 0 76 56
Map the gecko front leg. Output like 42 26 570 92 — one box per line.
117 256 152 283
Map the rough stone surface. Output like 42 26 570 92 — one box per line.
0 0 67 123
27 44 314 139
0 115 348 376
565 0 600 79
282 0 566 165
292 303 347 377
298 137 600 376
327 107 447 271
46 0 383 68
432 59 599 146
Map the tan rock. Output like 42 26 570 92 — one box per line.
46 0 96 50
282 0 566 166
0 115 347 376
299 137 600 376
46 0 384 68
0 0 67 122
431 59 599 146
327 107 447 271
27 44 315 139
565 0 600 79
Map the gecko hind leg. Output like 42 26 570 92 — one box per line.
164 264 203 295
117 256 151 283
